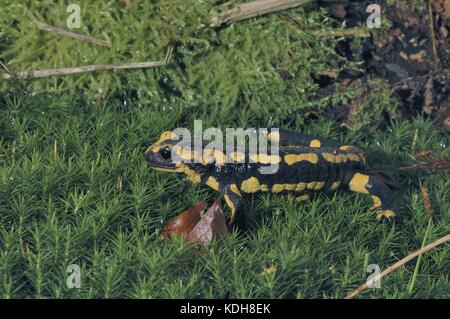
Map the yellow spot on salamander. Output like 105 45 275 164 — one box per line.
285 184 297 191
310 139 321 147
160 131 175 140
284 153 318 165
183 166 201 184
147 131 176 152
250 154 281 164
213 149 227 165
322 153 349 164
295 194 310 202
330 181 341 190
307 181 317 190
241 177 261 193
370 195 382 210
345 154 357 162
230 184 242 197
272 184 285 193
376 210 396 221
296 182 307 191
224 195 236 222
230 151 245 162
206 176 220 191
349 173 369 194
383 210 396 218
202 148 215 164
339 145 366 163
240 177 269 193
322 153 335 163
271 183 305 193
314 181 325 190
335 154 348 163
152 165 184 173
173 146 203 162
267 131 280 142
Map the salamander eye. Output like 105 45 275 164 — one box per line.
159 148 172 160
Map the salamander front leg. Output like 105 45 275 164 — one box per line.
348 173 399 223
288 192 311 203
220 183 245 224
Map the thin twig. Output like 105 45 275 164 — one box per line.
210 0 313 27
345 232 450 299
0 60 10 73
411 128 419 151
309 27 371 38
427 0 439 68
0 61 166 80
53 140 58 161
37 22 110 47
1 46 172 80
164 45 174 64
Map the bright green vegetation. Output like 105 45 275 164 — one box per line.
1 0 396 128
0 88 449 298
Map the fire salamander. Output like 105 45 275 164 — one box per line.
145 129 398 224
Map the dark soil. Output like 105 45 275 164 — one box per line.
324 0 450 131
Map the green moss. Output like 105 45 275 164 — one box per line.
0 1 356 124
345 79 399 131
0 88 449 298
386 0 425 13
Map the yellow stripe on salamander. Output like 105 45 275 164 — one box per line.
349 173 369 194
284 153 318 165
224 195 236 222
330 181 341 190
250 153 281 164
206 176 220 191
309 139 321 147
240 177 269 193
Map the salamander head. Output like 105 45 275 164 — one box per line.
144 131 185 172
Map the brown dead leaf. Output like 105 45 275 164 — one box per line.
160 201 207 240
186 200 227 249
414 150 433 159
